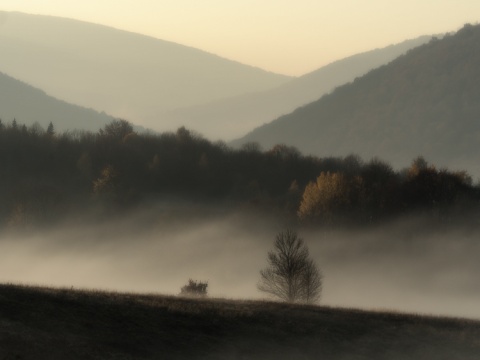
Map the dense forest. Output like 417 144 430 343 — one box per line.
0 118 478 229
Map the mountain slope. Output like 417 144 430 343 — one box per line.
0 71 114 132
167 36 432 140
235 24 480 177
0 11 290 133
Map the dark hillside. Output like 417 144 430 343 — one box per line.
235 24 480 178
1 284 479 359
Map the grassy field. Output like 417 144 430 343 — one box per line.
0 283 479 359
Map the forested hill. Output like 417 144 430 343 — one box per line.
234 24 480 179
0 72 114 132
0 119 478 229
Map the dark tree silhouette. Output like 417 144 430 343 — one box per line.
47 122 55 136
258 230 322 304
300 259 323 304
100 119 134 139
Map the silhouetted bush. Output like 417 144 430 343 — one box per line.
180 279 208 297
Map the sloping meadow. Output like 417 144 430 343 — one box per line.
0 282 479 359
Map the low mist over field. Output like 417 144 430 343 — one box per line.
1 204 479 320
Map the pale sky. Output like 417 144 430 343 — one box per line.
2 1 480 76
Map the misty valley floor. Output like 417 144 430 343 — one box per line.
0 284 479 359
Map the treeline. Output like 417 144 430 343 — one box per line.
0 119 478 228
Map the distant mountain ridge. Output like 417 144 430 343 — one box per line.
0 71 114 132
167 36 432 140
0 11 291 133
234 24 480 178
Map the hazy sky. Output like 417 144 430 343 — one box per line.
2 1 480 75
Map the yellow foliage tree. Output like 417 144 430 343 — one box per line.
298 172 351 223
93 165 119 202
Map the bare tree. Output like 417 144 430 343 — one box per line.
258 229 322 304
300 259 322 304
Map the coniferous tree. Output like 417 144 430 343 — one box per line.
47 122 55 136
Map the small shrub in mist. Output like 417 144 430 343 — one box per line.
258 229 322 304
179 279 208 297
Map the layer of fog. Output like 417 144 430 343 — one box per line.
1 204 479 320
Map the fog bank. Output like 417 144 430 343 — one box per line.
1 207 479 319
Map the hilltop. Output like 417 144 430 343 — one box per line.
235 24 480 178
0 283 479 359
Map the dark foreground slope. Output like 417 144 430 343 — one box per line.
1 284 479 360
235 24 480 177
